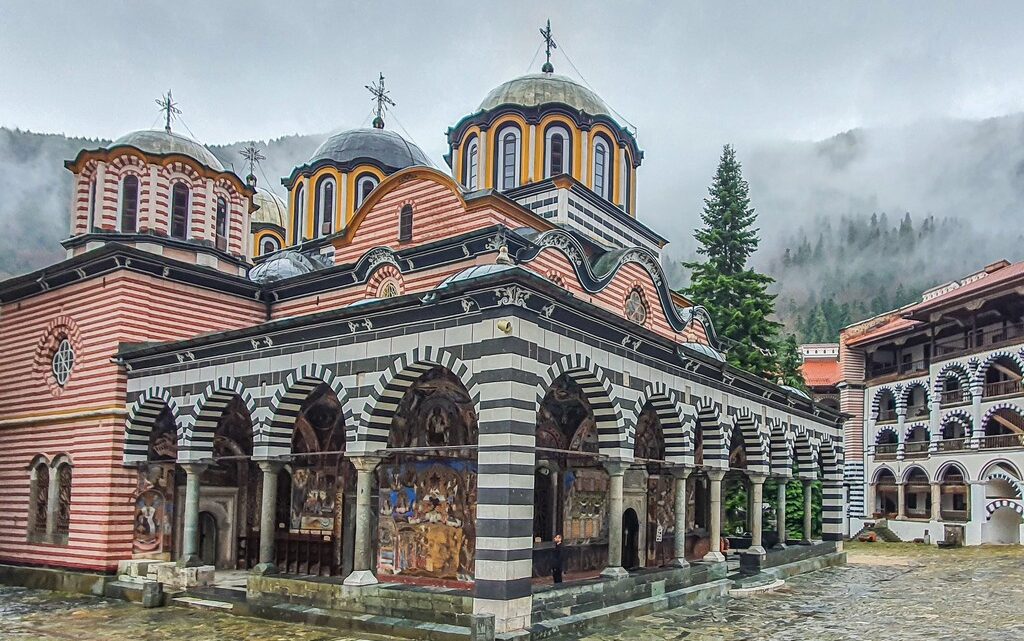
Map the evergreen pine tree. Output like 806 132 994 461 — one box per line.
682 145 781 377
776 334 806 389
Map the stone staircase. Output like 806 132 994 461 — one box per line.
852 520 902 542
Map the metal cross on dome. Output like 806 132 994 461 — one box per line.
240 144 266 176
366 72 396 129
540 19 557 73
155 90 181 134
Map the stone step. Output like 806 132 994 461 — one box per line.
258 602 472 641
516 578 732 640
172 596 234 611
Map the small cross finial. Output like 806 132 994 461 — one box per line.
240 144 265 187
366 72 396 129
155 90 181 134
540 19 557 73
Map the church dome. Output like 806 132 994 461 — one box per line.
110 129 224 171
478 73 611 117
252 190 287 228
307 128 430 172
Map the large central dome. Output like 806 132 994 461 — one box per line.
111 129 224 172
308 128 430 171
478 73 611 117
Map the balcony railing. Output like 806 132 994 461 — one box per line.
984 379 1023 399
867 359 930 380
875 443 898 460
904 441 930 458
877 409 898 423
940 388 967 406
979 434 1024 449
934 322 1024 359
937 438 968 452
940 509 969 522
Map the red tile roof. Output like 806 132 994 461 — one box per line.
801 358 842 387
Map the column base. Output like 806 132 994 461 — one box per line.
772 542 787 550
702 551 726 562
251 562 278 576
668 557 690 569
744 545 767 556
343 570 379 586
179 554 203 568
600 566 629 579
799 539 814 546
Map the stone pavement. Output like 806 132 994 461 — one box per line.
2 544 1024 640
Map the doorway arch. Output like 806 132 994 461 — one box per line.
622 508 640 570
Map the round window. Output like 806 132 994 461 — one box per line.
625 289 647 325
52 338 75 387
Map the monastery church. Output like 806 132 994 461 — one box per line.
0 26 844 636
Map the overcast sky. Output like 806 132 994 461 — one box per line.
3 1 1024 253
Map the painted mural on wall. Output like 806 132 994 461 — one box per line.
646 474 674 566
132 463 175 556
290 468 337 532
377 460 477 581
562 467 608 542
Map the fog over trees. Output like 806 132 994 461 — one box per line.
4 111 1024 340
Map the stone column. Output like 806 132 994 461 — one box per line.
601 461 630 579
930 482 942 522
801 478 814 544
254 461 282 575
670 466 691 567
865 480 876 519
970 384 984 449
774 478 788 549
703 469 727 562
43 465 61 542
549 467 559 540
344 455 383 586
181 463 207 566
747 474 767 555
896 482 907 519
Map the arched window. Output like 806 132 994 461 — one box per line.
314 176 335 237
495 126 521 190
27 459 49 540
398 204 413 242
593 137 613 200
119 175 139 232
261 236 280 256
379 280 400 298
87 178 97 231
215 196 228 250
54 461 72 541
169 183 190 240
544 125 572 177
356 174 379 209
52 337 74 387
463 136 479 190
292 183 306 244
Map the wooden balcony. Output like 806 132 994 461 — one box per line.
937 438 968 453
984 379 1023 399
874 443 898 460
979 434 1024 450
904 441 930 459
939 388 967 407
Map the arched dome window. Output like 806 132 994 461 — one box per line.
593 137 613 200
463 136 479 191
544 125 572 178
215 196 228 250
169 182 190 240
496 125 521 190
314 176 335 238
356 173 379 210
398 204 414 242
292 183 306 244
261 236 280 256
87 178 97 231
119 175 139 233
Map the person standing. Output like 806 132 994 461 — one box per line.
552 533 565 584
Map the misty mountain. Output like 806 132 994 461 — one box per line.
3 114 1024 339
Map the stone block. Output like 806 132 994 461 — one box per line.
471 613 495 641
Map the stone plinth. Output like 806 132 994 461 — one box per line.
152 562 214 590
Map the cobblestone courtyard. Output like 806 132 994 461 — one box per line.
2 544 1023 640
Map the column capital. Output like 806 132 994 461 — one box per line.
747 472 769 484
706 468 727 482
257 460 283 474
181 463 208 476
603 459 631 477
670 464 694 480
345 453 384 473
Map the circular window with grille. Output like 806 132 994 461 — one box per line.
625 288 648 325
52 338 75 387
